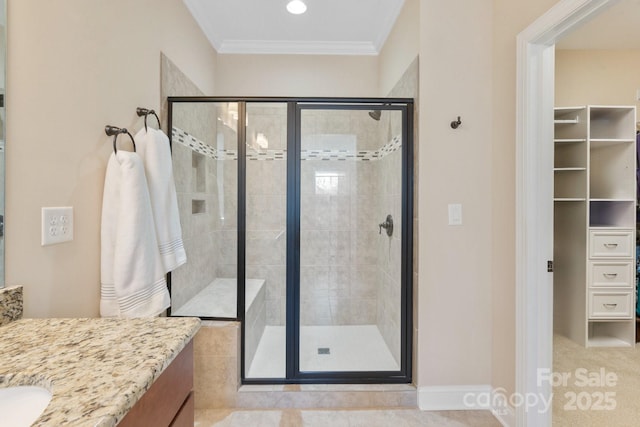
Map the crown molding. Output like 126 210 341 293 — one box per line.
374 0 406 52
183 0 223 51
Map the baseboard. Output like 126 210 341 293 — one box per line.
417 385 515 427
417 385 492 410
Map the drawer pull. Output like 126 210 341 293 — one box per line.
603 273 618 279
603 243 618 249
603 303 618 309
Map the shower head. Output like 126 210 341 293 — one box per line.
368 110 381 121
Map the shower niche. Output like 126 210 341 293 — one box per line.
168 97 413 384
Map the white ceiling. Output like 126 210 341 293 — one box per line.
556 0 640 49
183 0 405 55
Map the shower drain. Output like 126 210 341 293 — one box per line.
317 347 330 355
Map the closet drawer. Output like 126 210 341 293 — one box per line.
588 261 635 288
588 290 634 319
589 230 634 259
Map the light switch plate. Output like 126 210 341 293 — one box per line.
41 207 74 246
448 203 462 225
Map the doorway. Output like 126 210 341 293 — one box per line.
167 97 414 384
516 0 621 426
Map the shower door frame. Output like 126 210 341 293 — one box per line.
167 97 414 385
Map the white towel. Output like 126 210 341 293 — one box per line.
100 151 170 317
135 127 187 273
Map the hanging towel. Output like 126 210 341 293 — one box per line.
100 150 170 317
135 127 187 273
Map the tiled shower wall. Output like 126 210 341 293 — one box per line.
168 100 406 334
299 109 389 327
170 102 223 310
241 106 403 329
378 58 419 365
161 56 215 311
374 118 403 366
245 104 288 326
168 98 410 336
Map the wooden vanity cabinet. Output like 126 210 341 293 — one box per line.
117 339 194 427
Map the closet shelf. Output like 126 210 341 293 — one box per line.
590 105 637 114
590 138 635 145
587 335 633 348
555 106 586 113
554 198 586 202
554 118 580 124
554 138 586 143
590 198 635 202
554 167 586 172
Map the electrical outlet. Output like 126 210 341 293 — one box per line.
42 207 73 246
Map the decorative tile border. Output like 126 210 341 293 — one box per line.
171 127 236 160
171 127 401 162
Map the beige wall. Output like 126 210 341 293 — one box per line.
378 0 419 96
556 49 640 109
417 0 494 387
215 54 378 97
7 0 217 317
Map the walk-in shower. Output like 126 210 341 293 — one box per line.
168 97 413 384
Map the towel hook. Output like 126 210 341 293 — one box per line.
450 116 462 129
105 125 136 154
136 107 161 132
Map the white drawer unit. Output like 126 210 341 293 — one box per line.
588 261 635 288
589 229 634 259
588 290 634 319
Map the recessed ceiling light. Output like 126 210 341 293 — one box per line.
286 0 307 15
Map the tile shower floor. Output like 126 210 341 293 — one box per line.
248 325 400 378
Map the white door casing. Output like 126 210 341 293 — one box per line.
515 0 619 426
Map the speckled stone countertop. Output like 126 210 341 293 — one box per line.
0 317 200 426
0 286 23 326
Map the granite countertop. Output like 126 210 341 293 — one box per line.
0 317 200 426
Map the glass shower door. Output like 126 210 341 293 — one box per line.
167 97 413 384
297 106 405 374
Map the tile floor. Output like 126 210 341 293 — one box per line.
196 408 502 427
248 325 400 378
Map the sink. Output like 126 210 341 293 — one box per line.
0 385 52 427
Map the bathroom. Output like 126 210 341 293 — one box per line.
1 0 510 424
